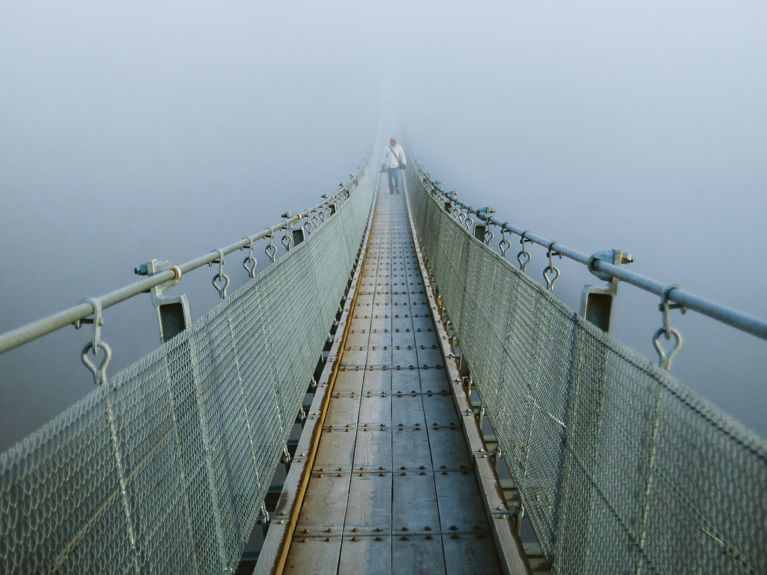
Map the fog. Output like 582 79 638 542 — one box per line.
1 1 765 450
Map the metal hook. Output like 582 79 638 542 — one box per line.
483 227 494 246
211 249 230 299
242 236 257 278
543 241 561 291
499 227 511 257
464 211 473 231
652 284 684 369
281 219 292 251
264 230 278 263
80 297 112 385
516 231 532 271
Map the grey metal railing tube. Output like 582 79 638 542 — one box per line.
0 162 374 574
418 168 767 342
0 178 362 356
408 159 767 574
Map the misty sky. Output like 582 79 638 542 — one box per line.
1 1 766 448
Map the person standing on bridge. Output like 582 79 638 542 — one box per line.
384 137 407 194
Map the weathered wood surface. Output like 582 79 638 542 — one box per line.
284 188 501 574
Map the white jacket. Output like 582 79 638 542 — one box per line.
384 143 407 170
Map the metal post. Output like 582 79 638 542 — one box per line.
579 250 633 333
138 259 192 343
474 223 487 243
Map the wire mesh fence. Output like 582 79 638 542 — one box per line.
0 171 373 574
407 166 767 574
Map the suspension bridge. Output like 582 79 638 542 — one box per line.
0 147 765 574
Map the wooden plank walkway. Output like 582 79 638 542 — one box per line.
283 183 501 574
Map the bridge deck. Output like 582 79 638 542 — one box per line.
283 186 501 574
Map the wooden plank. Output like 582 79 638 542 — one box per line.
417 348 444 366
334 371 365 395
391 395 427 427
422 395 460 427
414 329 439 348
392 534 446 575
352 429 392 471
413 317 435 331
346 333 371 348
295 474 352 531
427 427 472 470
434 470 488 531
393 349 419 367
391 371 421 394
362 370 391 394
358 395 391 425
419 369 450 394
367 330 390 347
392 318 414 332
343 472 392 534
391 331 416 348
341 349 369 366
392 470 441 534
314 428 356 472
443 533 502 575
338 535 392 575
392 427 432 470
325 396 361 427
285 536 343 574
366 344 390 364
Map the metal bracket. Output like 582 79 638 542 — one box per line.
580 249 633 333
492 504 519 519
136 259 191 343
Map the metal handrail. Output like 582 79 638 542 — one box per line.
415 163 767 342
0 171 363 355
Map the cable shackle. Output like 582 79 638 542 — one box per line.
242 236 258 279
543 241 561 291
517 231 532 272
79 297 112 385
653 284 685 370
210 249 230 299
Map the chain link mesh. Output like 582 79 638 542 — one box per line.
0 172 372 574
408 166 767 574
